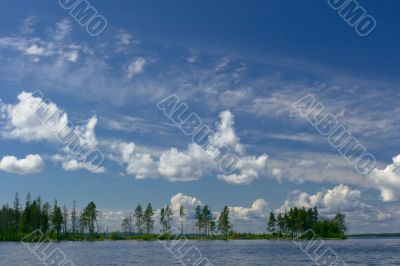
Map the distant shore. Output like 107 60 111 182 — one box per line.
349 233 400 238
6 232 352 242
12 232 400 242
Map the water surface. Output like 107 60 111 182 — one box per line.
0 238 398 265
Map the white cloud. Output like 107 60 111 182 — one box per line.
115 31 139 53
169 193 268 223
159 147 203 182
1 91 100 148
215 57 230 72
21 16 36 34
0 91 68 141
185 48 199 63
52 154 106 174
0 30 83 63
64 50 78 62
53 19 72 40
264 133 322 144
219 89 252 108
126 153 159 179
211 110 244 155
170 193 202 219
229 199 269 221
110 141 159 179
278 184 368 214
218 154 268 185
127 57 146 77
0 154 43 175
117 32 132 45
0 37 53 57
109 110 268 184
1 92 104 174
368 154 400 202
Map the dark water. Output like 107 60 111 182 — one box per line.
0 239 398 265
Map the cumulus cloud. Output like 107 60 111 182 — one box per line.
110 110 268 184
126 153 158 179
127 57 146 77
159 148 203 182
229 199 269 221
217 154 268 185
278 184 369 214
0 91 68 141
110 141 158 179
158 144 212 182
1 92 104 173
1 91 100 146
211 110 244 155
170 193 202 219
212 110 268 185
169 193 268 223
0 154 43 175
52 154 106 174
368 154 400 202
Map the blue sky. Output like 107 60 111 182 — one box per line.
0 0 399 233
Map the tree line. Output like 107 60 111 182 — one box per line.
0 193 100 241
121 203 231 238
0 192 346 241
267 207 347 239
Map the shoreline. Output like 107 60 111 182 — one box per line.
4 233 400 242
3 235 350 242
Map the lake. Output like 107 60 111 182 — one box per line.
0 239 398 265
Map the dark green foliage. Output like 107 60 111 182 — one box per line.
51 200 63 239
268 207 347 239
194 205 215 236
134 204 143 234
0 193 102 241
143 203 155 234
80 201 98 238
267 212 277 233
218 206 231 237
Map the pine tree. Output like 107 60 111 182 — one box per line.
195 205 202 235
218 206 231 237
51 200 63 239
62 205 69 236
160 207 166 233
267 212 277 233
179 206 185 235
135 204 143 234
334 212 346 233
121 217 130 236
165 204 173 232
13 193 20 234
143 203 155 234
71 200 77 237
